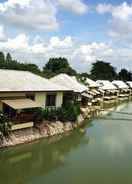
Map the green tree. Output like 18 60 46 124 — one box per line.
118 69 132 81
43 57 77 78
77 73 90 83
0 52 5 62
0 51 5 68
0 111 11 142
6 53 12 64
90 60 117 80
0 52 43 76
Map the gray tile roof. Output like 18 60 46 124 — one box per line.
50 73 88 93
0 69 71 92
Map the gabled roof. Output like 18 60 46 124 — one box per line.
0 69 71 92
112 80 129 89
96 80 117 90
85 78 100 88
50 74 87 93
127 81 132 88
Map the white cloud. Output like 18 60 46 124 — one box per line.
0 0 88 32
0 25 5 40
96 3 112 14
97 2 132 20
71 42 113 71
0 32 116 72
57 0 88 14
97 2 132 41
112 2 132 21
0 33 74 67
0 30 132 72
0 33 29 51
0 0 58 31
0 0 32 11
49 36 73 48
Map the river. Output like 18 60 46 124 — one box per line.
0 101 132 184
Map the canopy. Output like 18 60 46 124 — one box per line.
92 89 100 95
2 99 41 110
82 92 93 99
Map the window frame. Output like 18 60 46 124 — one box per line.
45 93 56 107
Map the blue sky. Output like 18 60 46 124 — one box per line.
0 0 132 72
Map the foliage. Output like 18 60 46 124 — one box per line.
118 69 132 81
43 57 77 78
0 111 12 141
90 60 117 80
0 52 42 76
77 73 91 84
0 51 132 82
0 52 77 78
59 102 80 122
33 102 80 123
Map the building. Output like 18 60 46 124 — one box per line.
112 80 130 99
83 78 102 107
96 80 118 104
0 69 71 130
50 74 92 106
126 81 132 95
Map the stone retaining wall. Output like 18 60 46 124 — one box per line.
0 106 100 148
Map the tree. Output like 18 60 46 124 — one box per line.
43 57 77 78
77 73 90 84
90 60 117 80
0 52 43 76
0 52 5 68
6 53 12 64
0 111 11 142
0 52 5 62
118 69 132 81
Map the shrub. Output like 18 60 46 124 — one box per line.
33 108 45 123
0 111 12 141
34 102 81 123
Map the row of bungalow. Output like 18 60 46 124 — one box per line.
0 69 132 131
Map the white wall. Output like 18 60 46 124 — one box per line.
35 91 64 108
56 92 63 107
35 92 46 108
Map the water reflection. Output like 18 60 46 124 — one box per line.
0 102 132 184
0 130 89 184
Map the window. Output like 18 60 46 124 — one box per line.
46 94 56 107
26 93 35 101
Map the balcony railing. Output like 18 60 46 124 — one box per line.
9 112 34 124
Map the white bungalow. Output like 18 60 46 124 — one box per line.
50 74 92 106
112 80 130 99
83 78 102 107
126 81 132 95
96 80 118 104
0 69 71 130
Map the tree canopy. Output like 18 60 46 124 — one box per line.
0 51 132 81
43 57 77 78
90 60 117 81
0 52 42 76
118 69 132 81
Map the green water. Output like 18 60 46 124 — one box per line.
1 102 132 184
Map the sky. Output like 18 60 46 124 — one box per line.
0 0 132 73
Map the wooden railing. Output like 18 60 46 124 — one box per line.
10 112 34 124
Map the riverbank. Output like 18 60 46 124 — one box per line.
0 113 87 148
0 101 128 148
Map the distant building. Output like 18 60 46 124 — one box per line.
96 80 118 103
50 73 92 106
83 78 102 107
112 80 130 98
